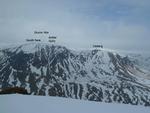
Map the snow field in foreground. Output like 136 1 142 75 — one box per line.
0 94 149 113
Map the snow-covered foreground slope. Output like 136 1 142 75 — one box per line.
0 94 149 113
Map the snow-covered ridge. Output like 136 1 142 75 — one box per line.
1 43 69 54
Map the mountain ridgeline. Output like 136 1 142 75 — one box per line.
0 43 150 106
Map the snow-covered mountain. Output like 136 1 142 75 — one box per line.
0 43 150 106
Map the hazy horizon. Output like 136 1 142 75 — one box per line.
0 0 150 52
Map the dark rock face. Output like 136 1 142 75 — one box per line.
0 87 28 95
0 43 150 106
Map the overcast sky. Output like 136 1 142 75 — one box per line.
0 0 150 52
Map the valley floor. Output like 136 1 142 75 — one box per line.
0 94 149 113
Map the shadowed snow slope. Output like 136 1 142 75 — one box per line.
0 94 149 113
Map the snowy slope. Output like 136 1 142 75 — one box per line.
0 94 149 113
128 53 150 72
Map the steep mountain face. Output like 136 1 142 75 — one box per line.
0 43 150 106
